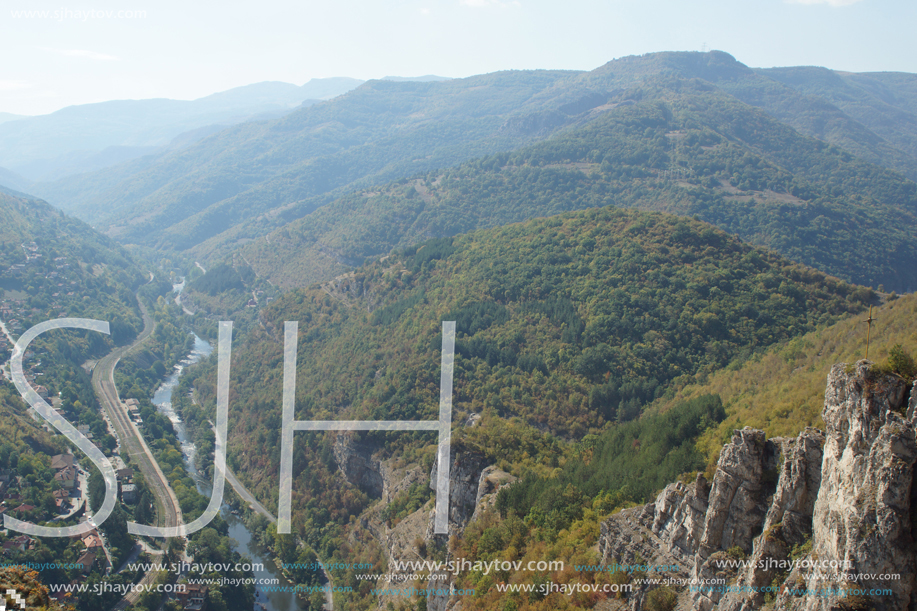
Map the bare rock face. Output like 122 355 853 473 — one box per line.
698 428 776 556
717 428 824 611
907 380 917 427
761 431 824 543
776 362 917 611
427 445 490 536
651 474 709 557
332 433 384 497
426 446 489 611
597 361 917 611
690 428 782 611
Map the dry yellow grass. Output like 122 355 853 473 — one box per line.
649 293 917 462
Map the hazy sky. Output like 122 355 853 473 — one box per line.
2 0 914 115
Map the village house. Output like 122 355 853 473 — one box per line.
51 454 74 470
54 465 77 490
81 530 104 553
2 535 36 554
53 489 71 513
76 549 95 574
121 483 137 504
176 584 208 611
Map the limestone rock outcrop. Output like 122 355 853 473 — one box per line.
598 361 917 611
775 362 916 611
332 433 384 497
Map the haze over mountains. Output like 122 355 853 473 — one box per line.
0 77 364 182
240 82 917 292
0 112 25 124
5 50 917 294
5 52 913 297
4 51 917 611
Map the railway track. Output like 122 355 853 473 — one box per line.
90 299 184 610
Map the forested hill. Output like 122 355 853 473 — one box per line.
35 52 917 265
41 69 589 251
186 207 871 563
0 190 147 344
584 52 917 180
242 79 917 292
754 66 917 178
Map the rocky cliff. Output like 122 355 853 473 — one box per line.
598 361 917 611
332 433 500 611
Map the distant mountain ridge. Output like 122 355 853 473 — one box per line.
0 166 31 194
381 75 451 82
30 51 917 274
0 112 25 124
757 67 917 176
36 69 590 242
236 76 917 292
0 77 365 181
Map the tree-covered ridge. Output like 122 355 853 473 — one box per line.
182 208 869 576
243 81 917 292
0 191 146 339
274 207 870 432
754 66 917 179
583 51 917 180
0 192 142 275
644 291 917 462
50 69 588 253
41 51 917 267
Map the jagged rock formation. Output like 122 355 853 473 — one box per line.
469 466 516 524
425 449 506 611
775 363 916 611
427 445 490 536
334 435 494 611
597 361 917 611
332 434 384 497
716 429 824 611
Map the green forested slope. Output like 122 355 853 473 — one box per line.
0 191 146 337
243 81 917 292
647 290 917 459
38 51 917 267
756 66 917 177
180 208 871 595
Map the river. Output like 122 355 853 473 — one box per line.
151 282 304 611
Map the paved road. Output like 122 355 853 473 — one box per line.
224 465 276 525
91 299 183 610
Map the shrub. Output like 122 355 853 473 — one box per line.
886 344 917 380
789 536 813 562
644 586 678 611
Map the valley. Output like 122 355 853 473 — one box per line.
2 50 917 611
